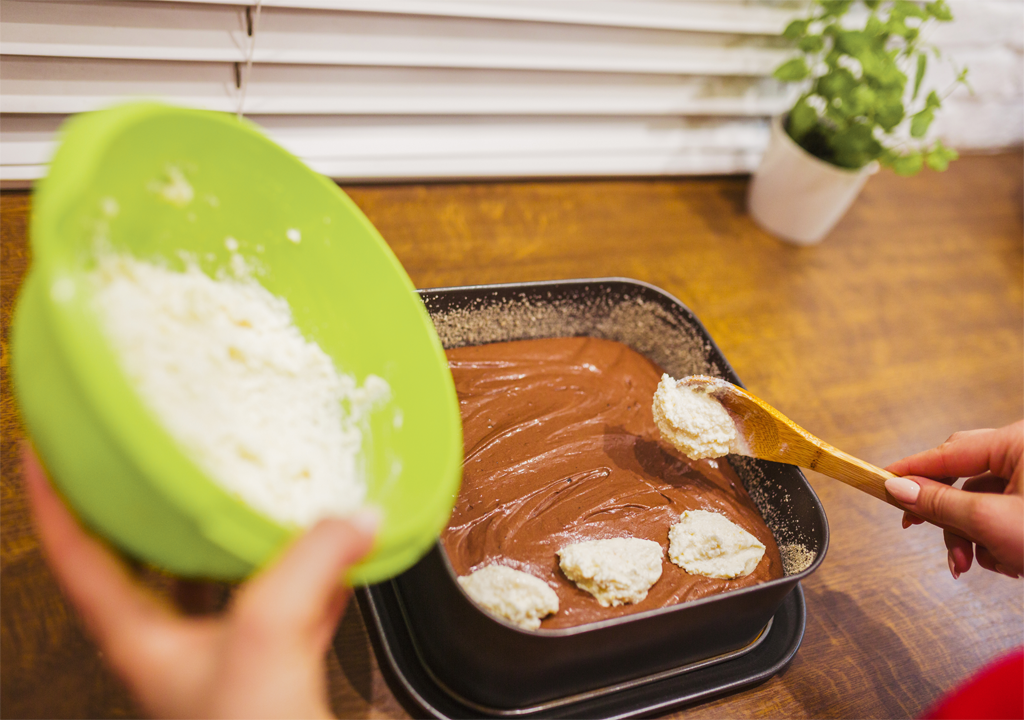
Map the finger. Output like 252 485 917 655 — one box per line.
315 585 352 650
943 530 973 579
895 480 956 531
941 428 993 443
884 475 983 541
20 445 183 666
232 511 378 648
886 422 1023 484
961 472 1010 496
976 545 999 574
974 545 1022 578
902 511 926 529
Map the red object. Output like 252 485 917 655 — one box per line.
924 648 1024 720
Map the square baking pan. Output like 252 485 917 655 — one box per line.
358 576 806 719
356 278 828 713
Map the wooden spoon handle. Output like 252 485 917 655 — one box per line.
810 444 901 508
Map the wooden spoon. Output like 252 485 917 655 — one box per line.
680 375 900 508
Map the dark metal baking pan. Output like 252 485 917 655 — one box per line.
356 581 806 719
366 278 827 711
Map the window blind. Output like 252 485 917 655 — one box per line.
1 0 802 183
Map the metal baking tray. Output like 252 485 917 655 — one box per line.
357 581 806 718
358 278 828 712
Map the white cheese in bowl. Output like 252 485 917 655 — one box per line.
89 252 388 527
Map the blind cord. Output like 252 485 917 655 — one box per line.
237 1 262 119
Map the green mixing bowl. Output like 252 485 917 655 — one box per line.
12 103 463 584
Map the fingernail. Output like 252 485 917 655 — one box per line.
948 552 959 580
349 506 382 536
885 476 920 505
902 514 912 529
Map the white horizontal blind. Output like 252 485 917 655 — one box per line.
1 0 803 183
130 0 798 34
2 58 792 116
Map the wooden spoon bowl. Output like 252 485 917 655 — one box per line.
680 375 900 508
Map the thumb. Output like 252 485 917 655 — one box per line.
885 475 981 540
232 511 379 650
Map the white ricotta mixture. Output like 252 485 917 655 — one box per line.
652 374 741 460
668 510 765 579
457 565 559 630
89 252 388 527
557 537 663 607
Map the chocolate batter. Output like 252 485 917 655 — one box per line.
441 337 783 629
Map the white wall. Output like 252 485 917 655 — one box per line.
932 0 1024 150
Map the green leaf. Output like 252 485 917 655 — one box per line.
836 30 869 56
949 65 973 95
817 1 853 20
783 19 810 40
858 49 882 79
824 101 848 126
925 90 942 110
774 57 811 82
894 0 927 19
788 99 818 141
925 145 957 171
886 16 911 38
876 94 905 131
890 152 924 176
912 53 927 100
910 108 934 137
859 49 905 90
832 122 883 168
817 67 857 99
850 85 876 115
879 148 901 166
883 61 908 89
865 14 885 37
798 34 825 53
925 0 953 22
865 0 881 9
924 141 958 171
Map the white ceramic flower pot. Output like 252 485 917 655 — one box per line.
748 115 877 245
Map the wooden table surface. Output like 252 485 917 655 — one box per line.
2 152 1022 719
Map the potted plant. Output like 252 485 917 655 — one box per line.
748 0 968 244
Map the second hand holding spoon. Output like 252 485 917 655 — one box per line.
673 375 901 508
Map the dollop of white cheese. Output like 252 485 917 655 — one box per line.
668 510 766 579
557 537 664 607
457 565 559 630
652 374 740 460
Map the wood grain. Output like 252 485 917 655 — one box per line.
3 152 1022 719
